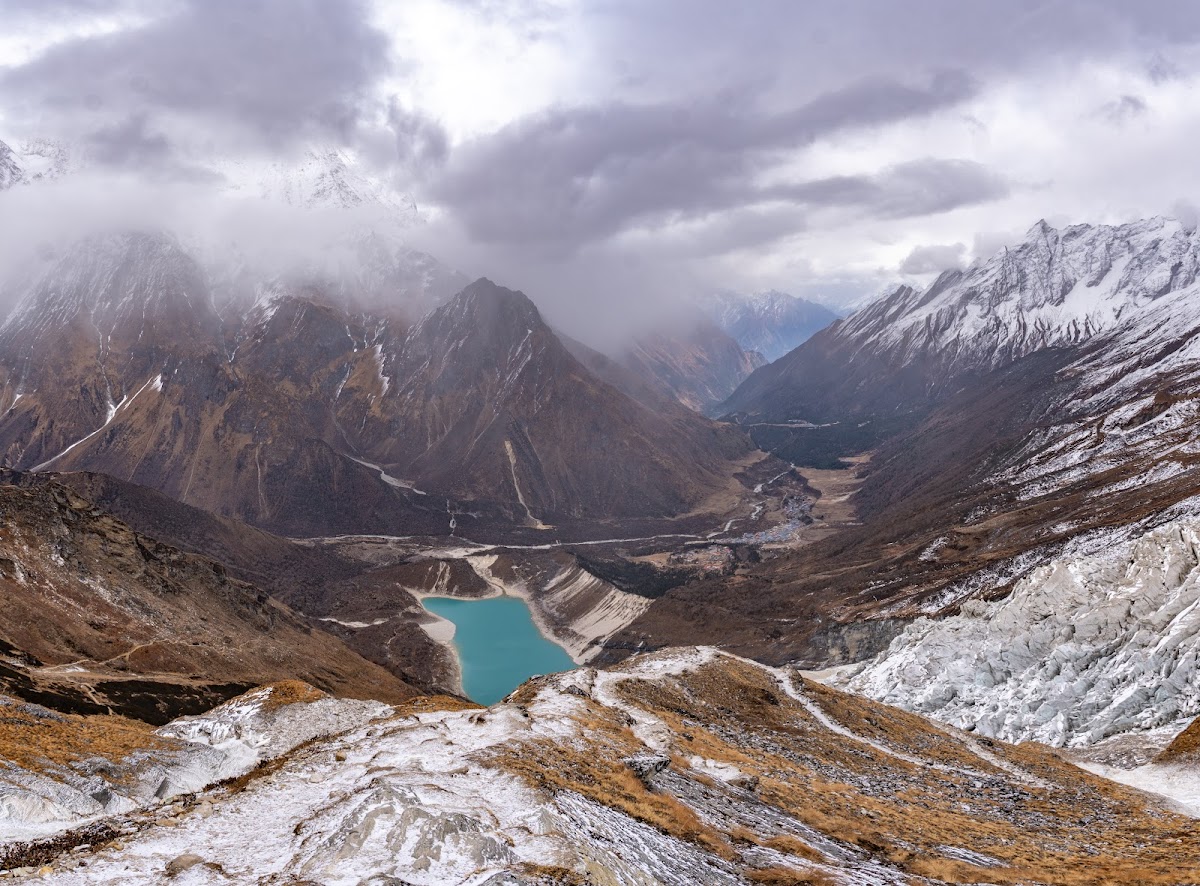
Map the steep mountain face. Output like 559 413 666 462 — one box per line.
618 315 766 411
0 237 751 537
0 478 419 724
352 278 751 523
0 237 445 537
0 232 226 473
722 217 1200 436
704 289 838 362
10 649 1200 884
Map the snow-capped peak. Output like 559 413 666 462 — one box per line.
214 146 419 216
0 137 76 191
837 215 1200 373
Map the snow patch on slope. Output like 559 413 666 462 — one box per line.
0 687 389 845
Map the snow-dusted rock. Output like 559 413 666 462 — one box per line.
13 648 1200 883
833 520 1200 748
0 684 390 844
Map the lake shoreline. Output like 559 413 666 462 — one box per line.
412 576 584 665
419 594 576 705
410 593 466 697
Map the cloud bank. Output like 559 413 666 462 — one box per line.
3 0 1200 327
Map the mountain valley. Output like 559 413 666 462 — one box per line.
5 144 1200 886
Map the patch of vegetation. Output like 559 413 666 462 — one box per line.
0 820 119 872
748 414 921 469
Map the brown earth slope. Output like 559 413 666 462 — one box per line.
0 479 420 723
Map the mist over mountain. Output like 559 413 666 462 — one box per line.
703 289 840 362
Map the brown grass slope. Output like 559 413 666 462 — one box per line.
503 652 1200 885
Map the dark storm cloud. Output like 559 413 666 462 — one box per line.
82 113 224 182
586 0 1200 95
387 103 450 179
0 0 390 156
0 0 147 16
431 72 978 250
770 159 1009 220
85 114 170 166
1147 53 1183 84
420 0 1200 260
900 242 968 275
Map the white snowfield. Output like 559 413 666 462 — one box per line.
1082 758 1200 818
832 519 1200 750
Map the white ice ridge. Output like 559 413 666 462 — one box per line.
831 519 1200 749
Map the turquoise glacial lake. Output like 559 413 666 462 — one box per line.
422 595 576 705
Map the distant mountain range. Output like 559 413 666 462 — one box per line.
721 216 1200 439
702 289 840 362
0 135 413 214
618 316 765 411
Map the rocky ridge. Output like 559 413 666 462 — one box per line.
0 478 419 722
4 649 1199 884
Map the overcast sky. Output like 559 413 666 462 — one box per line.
2 0 1200 313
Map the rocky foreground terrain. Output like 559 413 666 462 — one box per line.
0 649 1197 884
